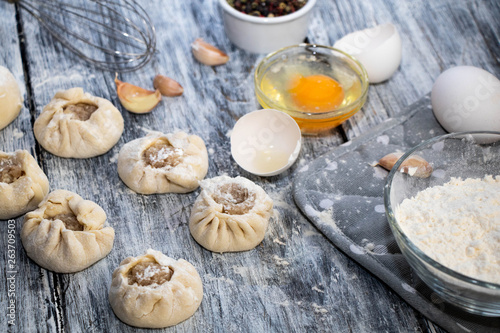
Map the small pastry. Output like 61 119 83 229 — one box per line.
0 150 49 220
34 87 124 158
117 131 208 194
189 176 273 252
109 249 203 328
21 190 114 273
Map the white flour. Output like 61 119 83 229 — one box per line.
395 175 500 284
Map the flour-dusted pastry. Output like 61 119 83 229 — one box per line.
117 131 208 194
109 249 203 328
0 66 23 130
0 150 49 220
189 176 273 252
21 190 114 273
34 87 124 158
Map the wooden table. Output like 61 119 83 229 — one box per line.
1 0 498 332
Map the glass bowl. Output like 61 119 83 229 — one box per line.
254 44 369 135
384 131 500 316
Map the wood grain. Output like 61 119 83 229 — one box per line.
0 0 498 332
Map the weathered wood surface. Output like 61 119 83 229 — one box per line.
0 0 498 332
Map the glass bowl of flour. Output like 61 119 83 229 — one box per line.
384 131 500 316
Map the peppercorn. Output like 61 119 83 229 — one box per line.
228 0 307 18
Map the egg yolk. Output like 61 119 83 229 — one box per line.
287 74 345 113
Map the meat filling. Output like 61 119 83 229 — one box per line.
0 156 24 184
143 140 184 169
49 213 84 231
212 183 256 215
63 103 98 121
127 261 174 286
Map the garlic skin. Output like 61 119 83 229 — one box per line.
378 152 433 178
114 75 161 114
153 75 183 97
191 38 229 66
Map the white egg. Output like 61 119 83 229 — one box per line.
431 66 500 133
230 109 301 177
333 23 402 84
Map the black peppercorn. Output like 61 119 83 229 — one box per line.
228 0 307 17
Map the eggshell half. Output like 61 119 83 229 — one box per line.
333 23 402 83
231 109 301 177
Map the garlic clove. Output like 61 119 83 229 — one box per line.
399 155 433 178
115 75 161 114
153 75 184 97
378 152 403 171
191 38 229 66
378 152 433 178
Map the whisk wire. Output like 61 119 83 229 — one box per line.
12 0 156 72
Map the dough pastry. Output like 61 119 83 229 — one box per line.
21 189 114 273
109 249 203 328
0 66 23 130
0 150 49 220
34 87 124 158
117 131 208 194
189 176 273 252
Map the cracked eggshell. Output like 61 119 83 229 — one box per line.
231 109 301 177
333 23 402 84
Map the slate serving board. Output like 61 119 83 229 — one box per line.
293 95 500 333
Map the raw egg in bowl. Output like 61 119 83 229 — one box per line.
254 44 369 135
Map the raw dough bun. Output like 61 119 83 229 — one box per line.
21 189 114 273
117 131 208 194
109 249 203 328
0 66 23 130
34 87 124 158
0 150 49 220
189 176 273 253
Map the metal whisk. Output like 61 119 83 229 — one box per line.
9 0 156 72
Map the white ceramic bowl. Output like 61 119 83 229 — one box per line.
219 0 317 54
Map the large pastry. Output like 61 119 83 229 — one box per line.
0 66 23 131
34 87 124 158
117 131 208 194
21 190 115 273
189 175 273 252
109 249 203 328
0 150 49 220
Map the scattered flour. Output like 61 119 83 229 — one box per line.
205 273 235 285
395 176 500 284
373 166 388 179
273 238 286 246
232 265 252 278
208 148 215 155
109 152 119 163
319 199 334 209
432 141 444 151
376 135 390 145
431 169 446 178
325 161 338 171
312 286 324 293
350 244 365 255
12 128 24 139
402 283 416 294
298 165 309 172
273 255 290 266
374 204 385 213
312 303 328 314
